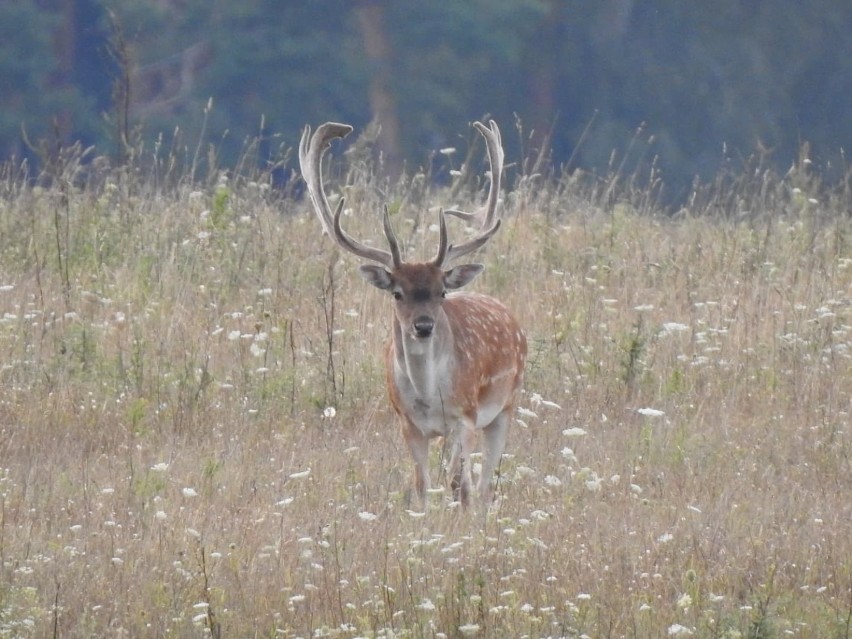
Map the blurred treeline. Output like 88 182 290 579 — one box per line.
3 0 851 199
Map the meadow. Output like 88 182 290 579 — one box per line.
0 135 850 638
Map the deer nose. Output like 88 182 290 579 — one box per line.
413 316 434 338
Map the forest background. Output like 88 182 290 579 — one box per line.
2 0 852 201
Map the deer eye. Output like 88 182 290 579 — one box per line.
392 291 403 301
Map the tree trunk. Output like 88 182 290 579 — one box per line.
49 0 77 142
354 0 403 178
527 0 562 159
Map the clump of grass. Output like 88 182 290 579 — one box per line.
0 127 850 638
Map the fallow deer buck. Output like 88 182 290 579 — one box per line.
299 120 526 508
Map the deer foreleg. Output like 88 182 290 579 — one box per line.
448 419 477 507
479 410 510 504
402 422 431 506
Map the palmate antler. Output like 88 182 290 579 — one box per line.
442 119 505 262
299 120 505 268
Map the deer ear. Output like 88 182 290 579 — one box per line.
443 263 484 290
359 264 394 290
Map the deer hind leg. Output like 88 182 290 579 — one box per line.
448 419 477 507
402 422 431 507
478 410 510 504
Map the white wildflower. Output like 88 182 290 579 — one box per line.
182 487 198 498
358 511 378 522
660 322 690 335
322 406 337 419
637 407 665 417
418 598 436 611
668 623 693 636
562 427 587 437
530 393 562 410
585 476 602 492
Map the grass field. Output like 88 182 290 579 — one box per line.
0 137 850 638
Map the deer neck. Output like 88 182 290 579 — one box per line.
391 314 454 399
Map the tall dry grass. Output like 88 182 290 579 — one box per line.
0 134 850 638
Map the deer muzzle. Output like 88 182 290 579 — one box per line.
413 316 434 338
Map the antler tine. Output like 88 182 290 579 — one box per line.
299 122 353 237
441 119 505 265
381 205 403 268
331 197 400 268
300 122 397 268
429 209 450 267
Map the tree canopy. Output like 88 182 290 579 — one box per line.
2 0 851 199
